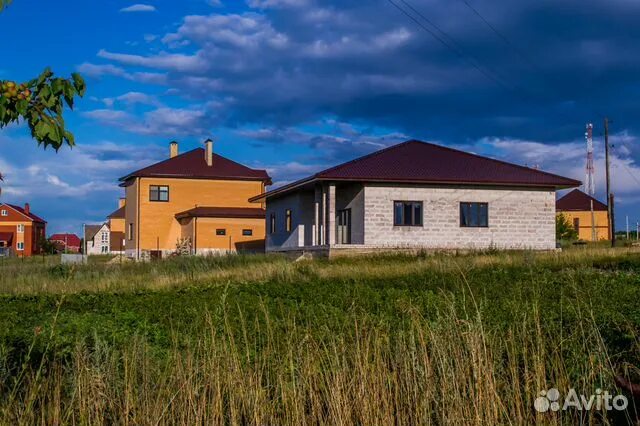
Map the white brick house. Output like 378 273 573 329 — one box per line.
251 140 580 256
85 223 110 255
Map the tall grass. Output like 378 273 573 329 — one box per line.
1 301 628 425
1 248 639 424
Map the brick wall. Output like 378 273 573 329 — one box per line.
364 184 556 250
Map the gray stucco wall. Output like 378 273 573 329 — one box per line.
335 183 365 245
266 190 315 250
363 184 556 250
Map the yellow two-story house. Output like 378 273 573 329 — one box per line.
556 189 610 241
119 140 271 259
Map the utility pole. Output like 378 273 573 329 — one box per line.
610 193 616 247
604 118 614 246
590 200 597 242
626 215 630 240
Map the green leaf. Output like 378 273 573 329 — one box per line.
71 73 86 97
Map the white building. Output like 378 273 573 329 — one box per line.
84 223 110 255
252 140 580 257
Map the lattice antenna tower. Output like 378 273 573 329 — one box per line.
585 123 595 196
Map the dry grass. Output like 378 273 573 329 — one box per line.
1 304 626 425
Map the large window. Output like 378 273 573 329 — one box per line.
149 185 169 202
460 202 489 227
393 201 423 226
285 209 292 232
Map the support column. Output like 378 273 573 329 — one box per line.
321 186 327 245
326 183 336 246
313 186 321 246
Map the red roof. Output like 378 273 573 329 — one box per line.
556 189 608 211
254 140 581 200
49 233 82 247
119 148 271 184
175 207 266 220
3 203 47 223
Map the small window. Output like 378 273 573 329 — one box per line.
149 185 169 202
101 232 108 243
573 217 580 231
393 201 423 226
270 213 276 234
216 229 226 236
1 210 7 216
460 202 489 228
285 209 292 232
17 224 25 233
242 229 253 236
17 242 24 251
128 223 134 241
101 246 108 254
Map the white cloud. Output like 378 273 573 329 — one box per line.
76 62 168 85
98 49 207 73
247 0 307 9
120 4 156 13
102 92 162 108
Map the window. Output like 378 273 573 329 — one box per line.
149 185 169 202
1 210 7 216
393 201 423 226
285 209 292 232
573 218 580 231
101 246 109 254
17 242 24 251
216 229 226 236
128 223 134 241
460 202 489 228
17 224 25 233
242 229 253 236
270 213 276 234
101 232 108 243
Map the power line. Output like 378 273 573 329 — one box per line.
384 0 514 92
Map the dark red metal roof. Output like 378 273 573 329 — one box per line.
0 232 13 243
254 140 581 201
5 203 47 223
175 207 266 220
49 233 82 247
556 189 608 211
119 148 271 184
107 206 125 219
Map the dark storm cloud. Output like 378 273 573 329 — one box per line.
86 0 640 145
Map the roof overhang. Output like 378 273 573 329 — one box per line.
175 207 267 220
250 176 580 202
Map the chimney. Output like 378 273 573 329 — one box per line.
24 203 30 215
170 141 179 158
118 198 126 209
205 138 214 167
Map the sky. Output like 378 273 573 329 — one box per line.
1 0 640 234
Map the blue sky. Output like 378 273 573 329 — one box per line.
2 0 640 234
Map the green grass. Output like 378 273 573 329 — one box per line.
1 249 639 424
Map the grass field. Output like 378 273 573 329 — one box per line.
1 248 639 424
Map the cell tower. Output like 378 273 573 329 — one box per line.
585 123 595 196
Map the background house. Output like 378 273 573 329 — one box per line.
0 203 46 256
107 199 126 254
255 140 580 256
49 233 81 253
84 224 110 255
556 189 609 241
119 140 271 259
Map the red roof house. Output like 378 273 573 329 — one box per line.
49 233 82 253
0 203 47 256
254 140 580 255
